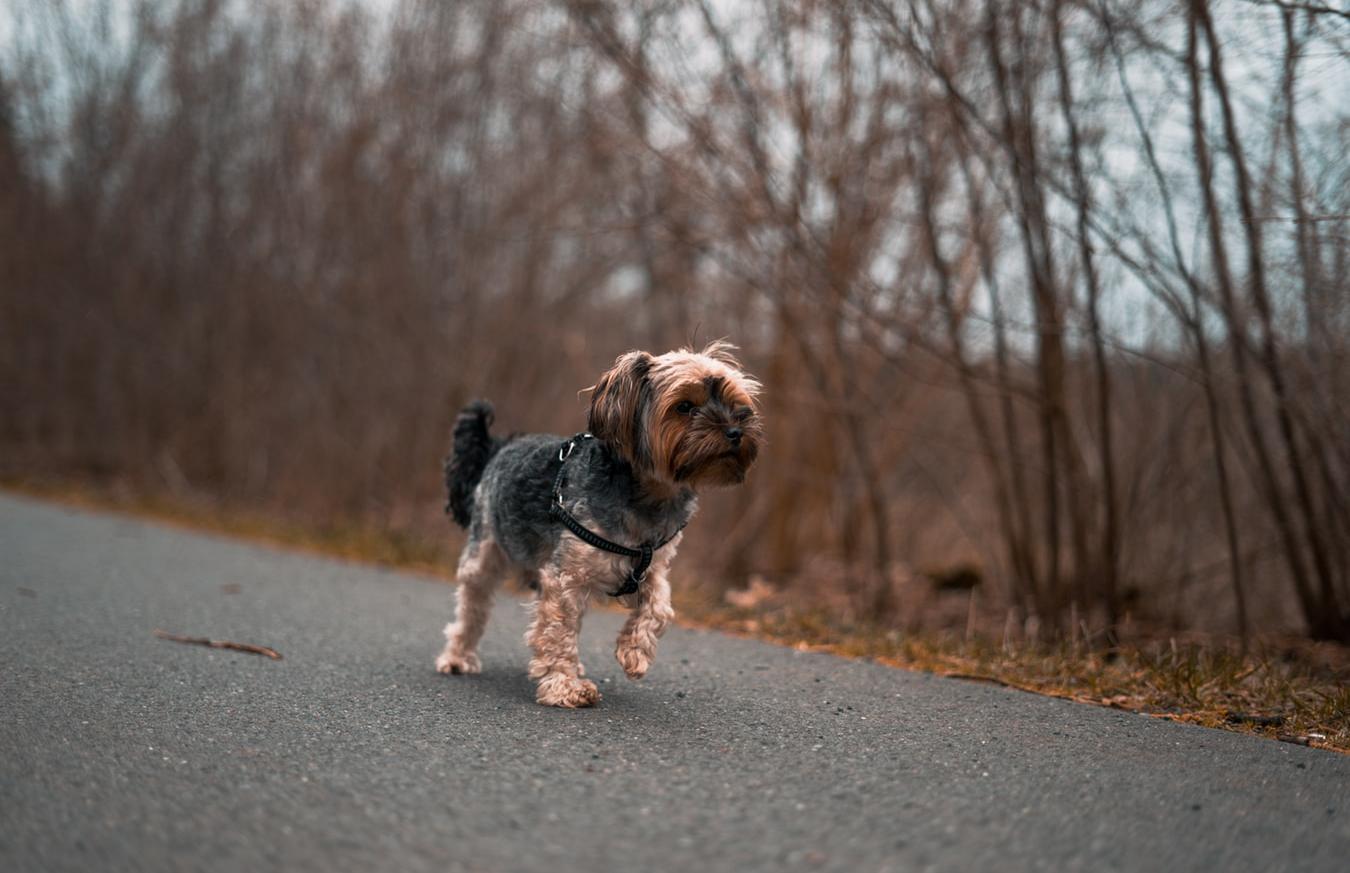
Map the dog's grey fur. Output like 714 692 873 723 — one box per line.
467 432 697 588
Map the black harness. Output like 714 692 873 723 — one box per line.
549 433 687 597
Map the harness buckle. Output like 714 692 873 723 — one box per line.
558 432 593 463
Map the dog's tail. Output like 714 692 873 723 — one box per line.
444 400 503 528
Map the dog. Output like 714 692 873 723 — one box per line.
435 343 763 707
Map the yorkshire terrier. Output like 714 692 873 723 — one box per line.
436 343 763 707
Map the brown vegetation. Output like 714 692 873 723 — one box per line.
2 0 1347 651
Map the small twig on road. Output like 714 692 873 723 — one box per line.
153 628 283 660
1276 733 1312 747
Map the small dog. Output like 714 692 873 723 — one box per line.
436 343 763 707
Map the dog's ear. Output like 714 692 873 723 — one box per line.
587 350 654 469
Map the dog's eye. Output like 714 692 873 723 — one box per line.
734 407 753 421
676 401 696 415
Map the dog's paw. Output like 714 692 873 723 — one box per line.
615 642 652 680
536 673 601 708
435 649 481 675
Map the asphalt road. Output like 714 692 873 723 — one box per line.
2 493 1347 873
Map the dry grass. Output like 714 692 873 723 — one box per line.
3 477 454 578
680 598 1350 754
6 476 1346 754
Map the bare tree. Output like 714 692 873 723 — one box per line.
3 0 1347 641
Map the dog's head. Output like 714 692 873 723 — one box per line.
587 342 763 488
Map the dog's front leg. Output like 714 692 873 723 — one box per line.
615 570 674 680
527 571 600 708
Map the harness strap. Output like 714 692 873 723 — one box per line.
550 433 686 596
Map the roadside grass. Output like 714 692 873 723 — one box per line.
675 597 1350 753
2 477 453 577
6 476 1346 753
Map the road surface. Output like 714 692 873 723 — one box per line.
1 493 1346 872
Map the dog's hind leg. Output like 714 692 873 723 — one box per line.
436 535 507 676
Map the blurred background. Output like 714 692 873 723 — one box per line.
1 0 1346 647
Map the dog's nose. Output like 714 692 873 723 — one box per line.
725 426 743 444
